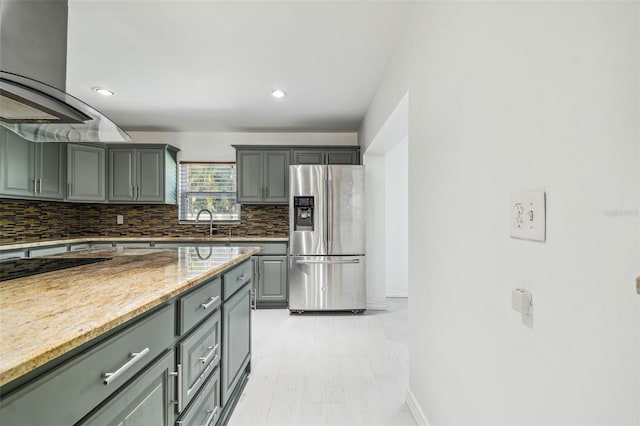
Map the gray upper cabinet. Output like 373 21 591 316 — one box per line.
0 128 64 200
108 144 178 204
236 149 289 204
67 144 106 202
291 147 360 165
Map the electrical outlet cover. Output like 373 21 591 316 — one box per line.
510 191 545 241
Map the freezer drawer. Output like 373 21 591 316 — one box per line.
288 256 365 312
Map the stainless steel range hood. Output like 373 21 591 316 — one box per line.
0 0 131 143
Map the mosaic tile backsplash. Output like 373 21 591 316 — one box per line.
0 199 289 244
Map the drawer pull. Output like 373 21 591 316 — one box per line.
102 347 150 385
170 363 183 412
200 296 220 310
198 344 219 365
201 407 219 426
237 273 250 282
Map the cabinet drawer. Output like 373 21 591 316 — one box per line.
78 350 175 425
0 304 174 426
179 277 221 335
232 242 287 255
178 311 221 411
176 368 221 426
28 245 68 257
223 260 251 301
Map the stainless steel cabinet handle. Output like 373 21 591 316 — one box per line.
201 296 220 310
170 363 183 412
198 344 219 365
37 178 42 193
296 259 360 265
201 407 218 426
238 273 250 282
102 347 150 385
135 185 139 200
67 182 72 196
32 180 37 193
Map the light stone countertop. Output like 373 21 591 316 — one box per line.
0 246 260 387
0 236 289 251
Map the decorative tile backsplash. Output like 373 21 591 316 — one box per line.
0 199 288 244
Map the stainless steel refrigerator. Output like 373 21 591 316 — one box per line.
288 165 365 313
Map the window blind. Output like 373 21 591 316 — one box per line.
178 162 240 221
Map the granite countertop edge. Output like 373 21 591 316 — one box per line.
0 246 260 387
0 236 289 250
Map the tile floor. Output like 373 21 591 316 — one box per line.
228 298 415 426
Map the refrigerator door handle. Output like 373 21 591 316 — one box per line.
295 259 360 265
327 176 333 250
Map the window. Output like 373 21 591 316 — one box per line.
179 162 240 221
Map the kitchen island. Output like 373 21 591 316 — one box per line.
0 246 259 425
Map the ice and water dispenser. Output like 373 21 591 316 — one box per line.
293 196 314 231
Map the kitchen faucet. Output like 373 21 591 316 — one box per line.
196 209 215 236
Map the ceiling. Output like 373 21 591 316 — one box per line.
65 1 411 133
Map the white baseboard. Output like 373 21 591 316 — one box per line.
366 300 388 310
406 389 430 426
386 291 408 298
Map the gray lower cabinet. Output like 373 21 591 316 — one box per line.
177 368 221 426
256 256 287 307
67 143 106 202
0 255 252 426
79 350 175 426
108 145 178 204
236 149 289 204
0 128 64 200
0 304 175 426
222 283 251 405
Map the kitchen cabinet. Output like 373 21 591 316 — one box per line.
78 350 175 426
235 148 289 204
0 255 253 426
66 143 106 202
0 304 175 426
291 147 360 165
0 128 65 200
256 256 287 307
234 242 288 309
108 144 178 204
221 282 251 405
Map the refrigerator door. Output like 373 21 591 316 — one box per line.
289 165 327 255
288 256 366 311
327 165 365 255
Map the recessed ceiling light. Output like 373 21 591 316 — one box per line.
269 89 286 98
93 87 114 96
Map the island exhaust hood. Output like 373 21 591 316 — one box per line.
0 0 131 143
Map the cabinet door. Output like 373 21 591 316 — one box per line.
35 143 64 199
222 284 251 405
257 256 287 306
67 144 106 202
291 150 324 165
79 350 175 426
137 148 164 202
236 151 263 203
0 128 35 197
263 150 289 203
326 150 359 165
108 148 135 201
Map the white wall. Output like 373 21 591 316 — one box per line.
363 154 387 310
127 131 358 162
385 136 408 297
360 2 639 425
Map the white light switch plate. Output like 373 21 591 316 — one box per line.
117 215 124 225
510 191 545 241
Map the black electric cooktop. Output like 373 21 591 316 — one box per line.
0 257 111 282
